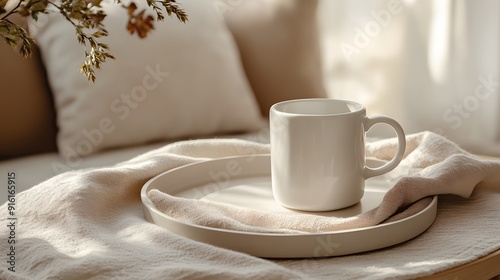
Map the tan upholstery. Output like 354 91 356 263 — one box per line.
225 0 327 116
0 15 57 159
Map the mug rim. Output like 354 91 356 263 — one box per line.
270 98 365 117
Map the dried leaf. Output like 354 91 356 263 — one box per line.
126 4 155 38
3 36 16 47
128 2 138 14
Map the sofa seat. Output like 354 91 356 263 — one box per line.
0 141 166 203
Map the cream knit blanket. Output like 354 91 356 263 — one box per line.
1 131 499 279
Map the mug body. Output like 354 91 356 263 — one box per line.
270 99 366 211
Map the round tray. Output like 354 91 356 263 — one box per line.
141 155 437 258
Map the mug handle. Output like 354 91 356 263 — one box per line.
363 116 406 179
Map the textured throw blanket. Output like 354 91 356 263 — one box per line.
1 131 499 279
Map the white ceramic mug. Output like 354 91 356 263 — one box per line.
270 98 406 211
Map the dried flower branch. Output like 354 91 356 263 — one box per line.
0 0 188 82
0 19 35 57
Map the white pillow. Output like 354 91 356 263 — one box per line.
29 0 264 163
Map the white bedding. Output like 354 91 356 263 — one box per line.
0 132 267 204
0 142 168 204
1 131 499 279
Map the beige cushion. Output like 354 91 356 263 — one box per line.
29 0 265 161
0 15 57 159
224 0 327 116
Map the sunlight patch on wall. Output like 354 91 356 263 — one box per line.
427 0 451 84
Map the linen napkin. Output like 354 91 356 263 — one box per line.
148 132 500 233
